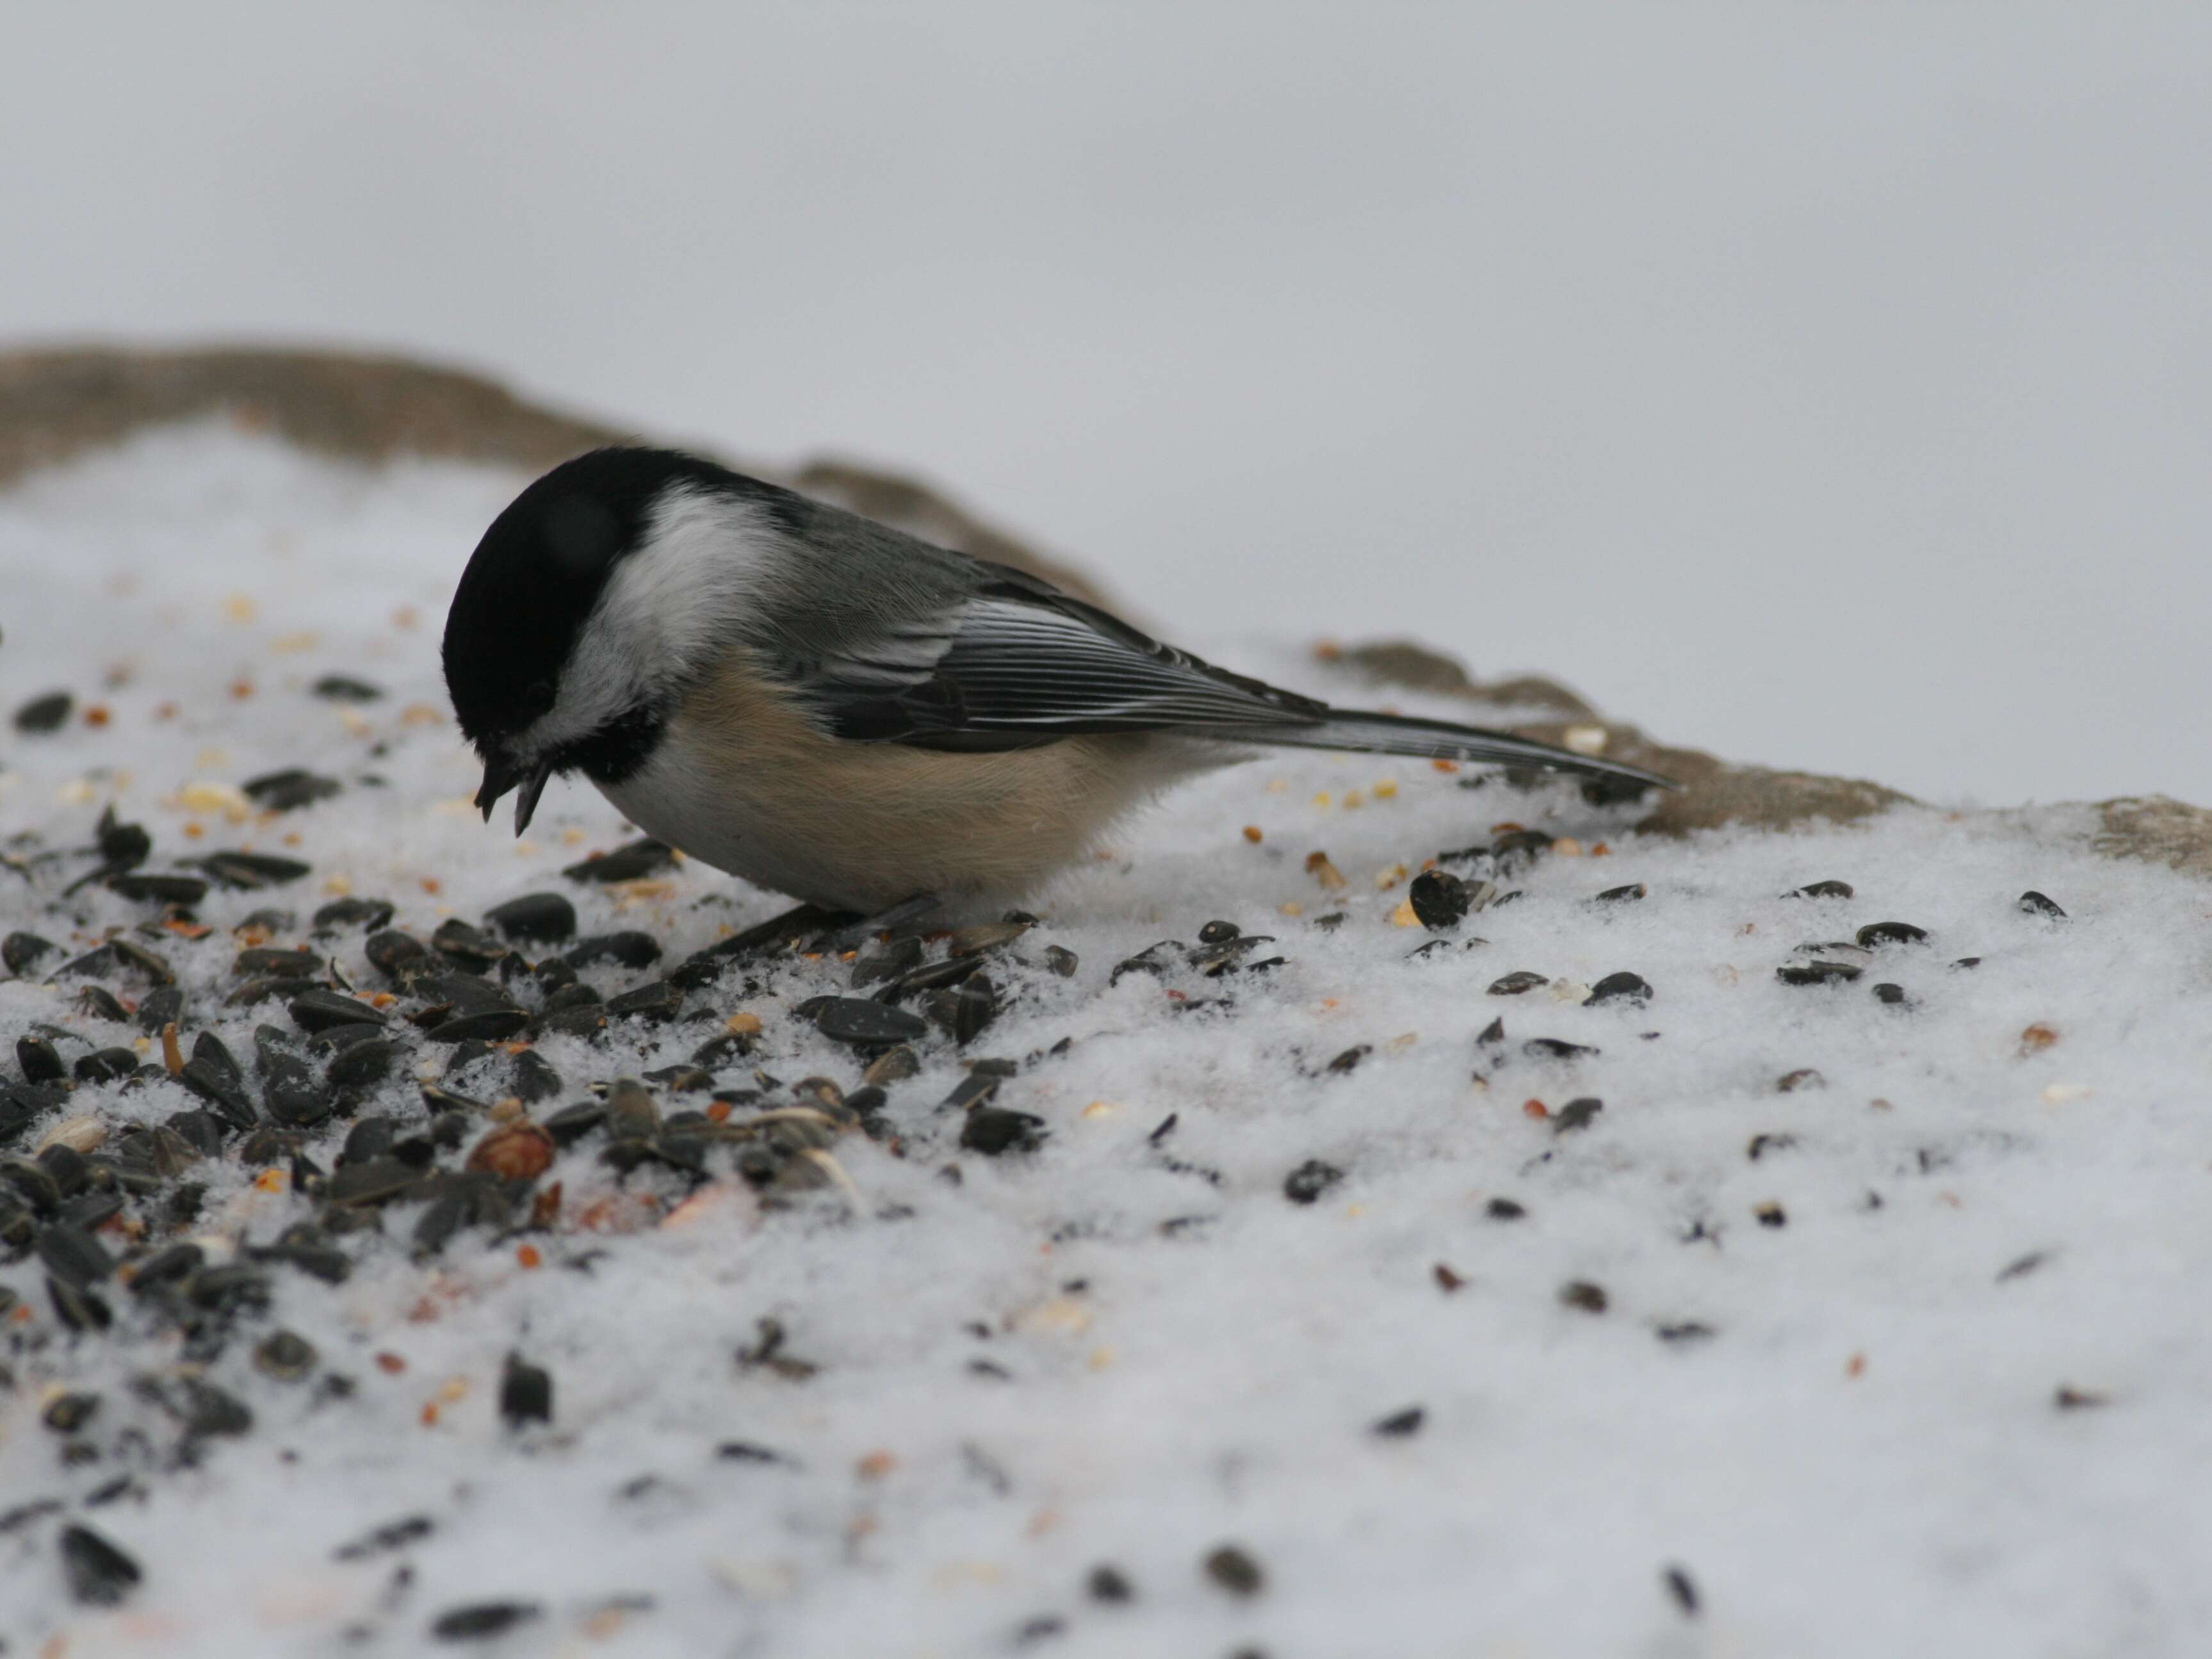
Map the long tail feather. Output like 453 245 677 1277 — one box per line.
1219 708 1675 791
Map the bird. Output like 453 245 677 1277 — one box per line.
443 446 1670 915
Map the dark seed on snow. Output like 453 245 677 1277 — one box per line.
1523 1038 1598 1060
484 892 577 944
1486 1197 1526 1220
923 976 997 1045
43 1391 101 1434
364 930 430 978
197 850 313 889
1857 921 1929 948
311 673 384 702
432 919 511 970
18 1036 65 1084
1657 1322 1716 1343
563 931 662 970
948 920 1031 956
15 691 74 733
863 1045 920 1086
562 838 674 883
1664 1564 1701 1617
1777 962 1862 986
334 1514 435 1560
1087 1564 1135 1603
427 1009 531 1043
237 947 319 980
326 1157 423 1207
1756 1202 1787 1228
37 1222 114 1287
2017 890 2067 919
314 895 396 933
1488 970 1548 996
2056 1385 2108 1410
143 1375 254 1437
1559 1280 1609 1313
1197 919 1241 944
1872 982 1909 1006
325 1039 396 1091
1043 944 1079 977
1585 972 1652 1006
106 872 209 905
961 1106 1046 1156
72 1047 139 1083
1951 956 1982 970
255 1328 319 1381
290 988 384 1034
1596 882 1648 904
942 1072 1001 1112
432 1602 543 1642
1997 1250 2049 1282
4 931 58 977
60 1523 140 1606
511 1049 563 1102
1777 1068 1824 1092
808 997 928 1047
1785 880 1853 900
544 1102 608 1145
136 986 184 1034
603 979 682 1024
500 1352 553 1428
1372 1405 1426 1437
1553 1098 1604 1134
1408 869 1475 930
1746 1132 1797 1161
1324 1045 1370 1075
242 769 343 812
1284 1159 1344 1204
1203 1544 1265 1598
76 985 132 1023
49 1276 113 1331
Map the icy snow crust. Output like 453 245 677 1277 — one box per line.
1 428 2208 1656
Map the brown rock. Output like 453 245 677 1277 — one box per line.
2092 796 2212 879
0 346 1109 605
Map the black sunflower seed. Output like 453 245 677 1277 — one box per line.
197 850 313 889
1523 1038 1598 1060
60 1523 140 1605
1584 972 1651 1006
1488 970 1549 996
105 872 209 905
1785 880 1853 899
242 769 343 812
311 674 384 703
18 1036 66 1085
1405 869 1473 930
1372 1405 1425 1437
314 895 396 933
4 932 59 977
1202 1544 1265 1597
431 919 511 970
364 929 430 978
1283 1160 1344 1204
500 1353 553 1428
426 1009 531 1043
961 1106 1046 1156
432 1602 542 1642
1553 1098 1604 1134
2017 890 2067 920
1777 962 1862 986
562 931 663 970
561 838 674 883
15 691 73 733
1595 882 1648 904
1856 921 1928 948
484 892 576 944
807 997 928 1047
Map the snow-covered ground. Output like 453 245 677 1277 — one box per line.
2 428 2209 1656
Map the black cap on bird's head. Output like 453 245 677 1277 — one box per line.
442 446 740 832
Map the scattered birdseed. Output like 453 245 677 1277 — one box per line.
1203 1544 1265 1597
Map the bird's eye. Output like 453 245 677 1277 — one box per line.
523 678 557 714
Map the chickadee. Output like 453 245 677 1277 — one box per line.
443 447 1670 914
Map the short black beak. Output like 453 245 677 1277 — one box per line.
476 751 553 836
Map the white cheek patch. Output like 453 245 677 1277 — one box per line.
516 484 775 756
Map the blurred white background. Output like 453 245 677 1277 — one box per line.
4 3 2207 806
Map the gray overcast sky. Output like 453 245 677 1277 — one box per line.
5 3 2208 805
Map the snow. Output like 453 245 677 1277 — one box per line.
3 427 2211 1656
